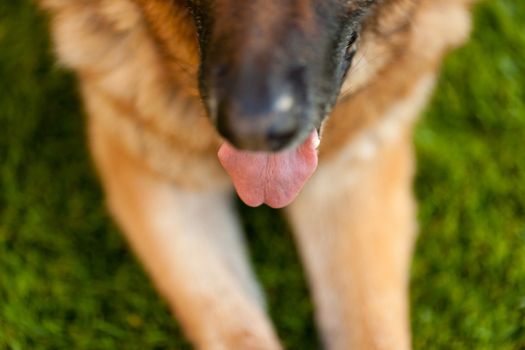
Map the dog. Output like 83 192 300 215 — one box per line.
39 0 474 348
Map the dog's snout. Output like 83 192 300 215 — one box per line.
212 65 307 151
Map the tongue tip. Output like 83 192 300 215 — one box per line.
240 196 295 209
240 196 265 208
238 193 294 209
264 197 296 209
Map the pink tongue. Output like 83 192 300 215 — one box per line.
218 131 319 208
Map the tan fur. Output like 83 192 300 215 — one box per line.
40 0 473 348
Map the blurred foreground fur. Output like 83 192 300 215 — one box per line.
40 0 473 348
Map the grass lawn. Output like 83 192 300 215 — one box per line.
1 1 524 349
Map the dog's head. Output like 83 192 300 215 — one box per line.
187 0 375 152
132 0 409 207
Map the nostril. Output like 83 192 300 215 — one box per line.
267 130 298 150
266 121 300 151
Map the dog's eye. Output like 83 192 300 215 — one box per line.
345 32 359 62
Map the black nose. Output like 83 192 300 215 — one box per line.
211 64 309 152
216 94 302 151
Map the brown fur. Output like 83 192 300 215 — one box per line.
40 0 474 348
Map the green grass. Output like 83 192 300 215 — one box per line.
1 1 524 349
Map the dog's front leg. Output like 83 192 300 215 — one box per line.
88 120 281 350
287 129 417 350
